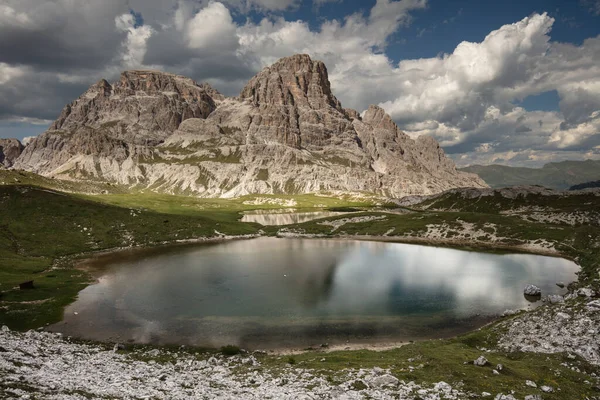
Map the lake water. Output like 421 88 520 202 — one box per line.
240 211 345 225
51 238 578 350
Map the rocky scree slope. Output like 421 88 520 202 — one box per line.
13 54 486 197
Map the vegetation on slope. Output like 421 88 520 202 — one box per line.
0 169 126 194
461 159 600 189
414 189 600 217
0 185 260 330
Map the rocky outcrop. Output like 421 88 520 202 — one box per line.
48 70 218 145
497 292 600 366
0 139 24 168
13 54 487 197
239 54 358 151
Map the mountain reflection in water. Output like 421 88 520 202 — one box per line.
51 238 578 349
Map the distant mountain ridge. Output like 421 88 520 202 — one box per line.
461 160 600 190
10 54 486 198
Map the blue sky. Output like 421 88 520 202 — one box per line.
1 0 599 166
289 0 600 61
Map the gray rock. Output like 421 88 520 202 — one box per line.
556 282 565 288
495 395 517 400
113 343 126 352
524 395 542 400
578 288 597 298
555 312 571 323
541 385 554 393
0 138 24 168
587 300 600 311
434 381 452 392
369 374 399 388
524 284 542 296
1 325 9 332
547 294 564 304
474 356 489 366
525 380 537 388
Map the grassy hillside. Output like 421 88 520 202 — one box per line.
0 169 127 194
461 159 600 189
0 185 261 330
413 190 600 219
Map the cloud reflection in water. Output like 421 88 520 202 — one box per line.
52 238 578 349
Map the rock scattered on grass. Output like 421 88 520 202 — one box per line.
541 385 554 393
474 355 489 366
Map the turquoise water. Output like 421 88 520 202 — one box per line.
51 238 578 349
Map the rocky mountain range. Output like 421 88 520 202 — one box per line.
10 54 486 197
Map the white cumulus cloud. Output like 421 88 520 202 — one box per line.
186 2 239 52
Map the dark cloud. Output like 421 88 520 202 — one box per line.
0 70 88 121
0 1 127 71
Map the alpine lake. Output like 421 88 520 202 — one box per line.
50 227 578 350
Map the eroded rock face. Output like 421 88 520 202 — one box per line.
0 139 24 168
13 54 487 197
239 54 357 150
49 71 218 144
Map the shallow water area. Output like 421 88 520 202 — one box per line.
50 237 578 350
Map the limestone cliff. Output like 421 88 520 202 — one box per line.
13 54 487 197
0 139 24 168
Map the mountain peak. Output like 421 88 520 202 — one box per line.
362 105 398 132
240 54 342 112
48 69 220 140
270 53 316 69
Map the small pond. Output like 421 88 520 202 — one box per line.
50 238 578 350
240 211 346 225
